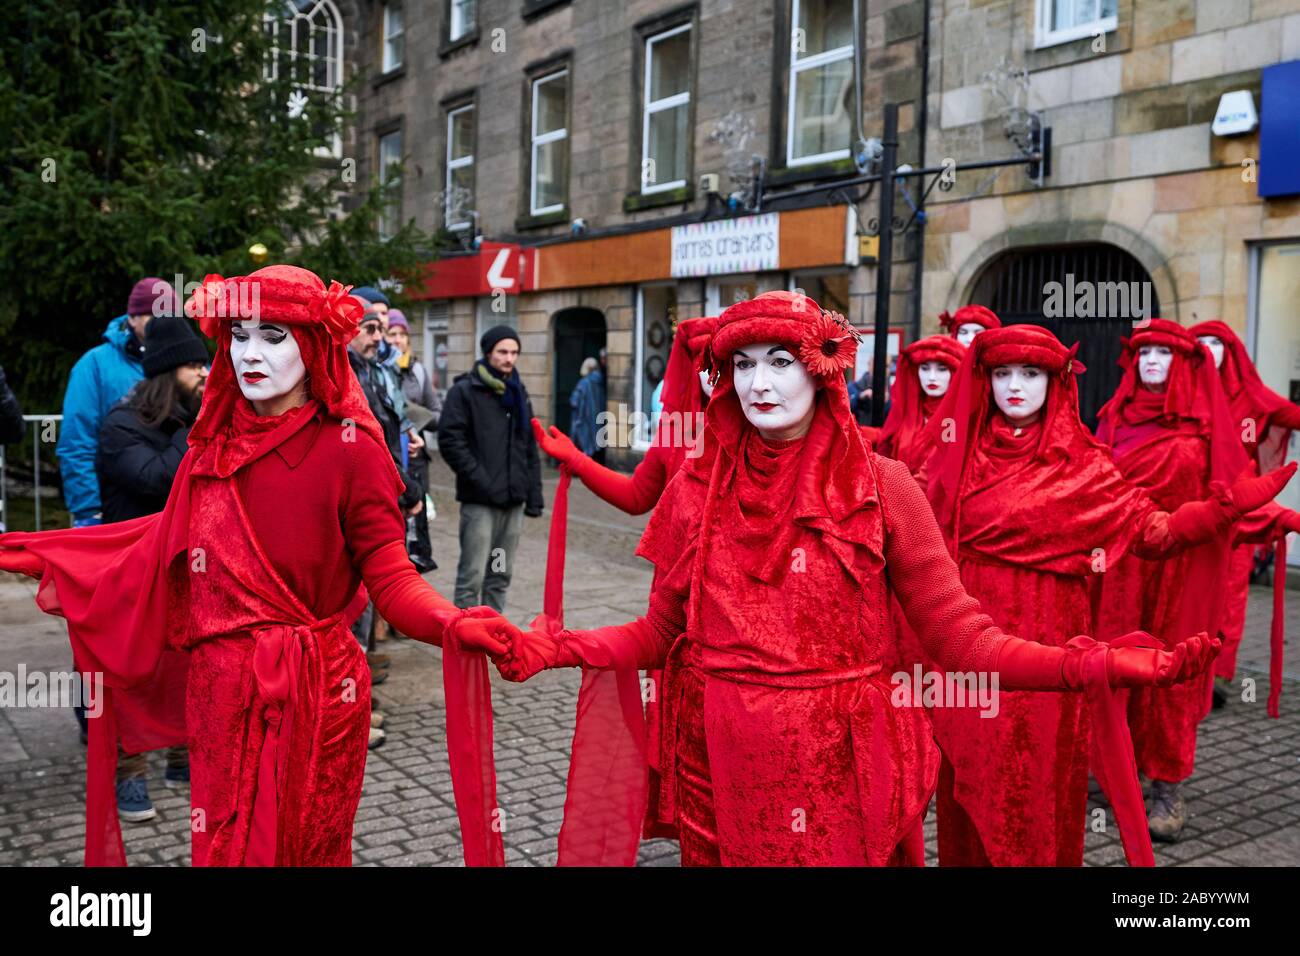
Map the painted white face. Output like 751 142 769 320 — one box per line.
1137 345 1173 388
229 319 306 406
732 341 816 438
1197 335 1225 370
698 368 715 399
956 323 985 347
917 361 952 398
990 364 1048 422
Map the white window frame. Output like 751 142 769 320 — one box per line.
445 105 475 232
264 0 345 158
641 23 692 196
633 283 678 450
786 0 854 168
530 69 569 216
449 0 476 44
378 130 403 240
382 3 404 73
1034 0 1118 49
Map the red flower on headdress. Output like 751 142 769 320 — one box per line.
937 309 955 333
186 274 232 339
799 311 860 378
308 280 365 344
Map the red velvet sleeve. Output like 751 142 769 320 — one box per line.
875 456 1072 689
570 444 669 515
342 439 460 644
1231 500 1298 546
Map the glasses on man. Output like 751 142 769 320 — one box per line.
360 322 383 335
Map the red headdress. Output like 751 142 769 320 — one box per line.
184 265 397 489
653 315 717 476
877 334 967 464
938 304 1002 338
1191 319 1299 471
1095 318 1248 485
684 291 880 586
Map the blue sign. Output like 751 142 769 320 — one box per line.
1260 60 1300 198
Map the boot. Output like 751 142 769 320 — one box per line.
1212 676 1231 709
1148 779 1186 843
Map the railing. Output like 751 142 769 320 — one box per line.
0 414 64 532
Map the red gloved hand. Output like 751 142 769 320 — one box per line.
448 606 516 659
531 418 582 466
1281 510 1300 535
0 548 46 579
1228 462 1298 516
494 613 570 683
1106 631 1219 688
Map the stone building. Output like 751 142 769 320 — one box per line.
330 0 1300 514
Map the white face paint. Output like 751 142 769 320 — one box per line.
698 368 715 399
732 341 816 440
990 364 1048 423
1197 335 1225 370
229 319 307 408
917 361 952 398
956 323 985 347
1137 345 1174 388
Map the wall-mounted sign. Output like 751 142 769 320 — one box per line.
1212 90 1258 136
671 213 780 278
414 242 537 299
1261 61 1300 198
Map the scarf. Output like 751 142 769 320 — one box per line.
475 359 527 435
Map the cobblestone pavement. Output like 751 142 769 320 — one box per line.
1 459 1297 866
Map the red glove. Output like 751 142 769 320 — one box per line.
449 607 515 658
1228 462 1297 516
1281 510 1300 536
0 548 46 579
494 613 567 682
1105 631 1218 688
531 418 583 467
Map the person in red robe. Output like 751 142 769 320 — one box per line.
459 291 1218 867
876 334 966 473
912 324 1294 866
1191 320 1300 698
1094 318 1300 841
939 304 1002 347
0 265 503 866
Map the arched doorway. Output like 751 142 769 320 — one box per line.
970 243 1160 428
552 306 607 440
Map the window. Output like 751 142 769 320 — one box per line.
449 0 477 43
264 1 345 156
382 3 404 73
530 70 569 215
1035 0 1118 48
634 285 678 447
377 129 403 240
787 0 853 167
641 24 692 194
446 105 475 231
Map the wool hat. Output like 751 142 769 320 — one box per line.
128 277 176 319
351 286 389 306
480 324 521 355
386 309 410 331
142 315 210 377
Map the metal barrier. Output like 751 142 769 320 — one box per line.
0 414 64 532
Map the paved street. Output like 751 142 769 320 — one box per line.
1 459 1298 866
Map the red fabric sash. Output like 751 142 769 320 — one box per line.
1270 536 1287 718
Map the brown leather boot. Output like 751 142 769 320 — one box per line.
1148 779 1186 842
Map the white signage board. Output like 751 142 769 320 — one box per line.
671 213 780 278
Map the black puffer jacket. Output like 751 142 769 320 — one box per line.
0 364 24 444
95 398 192 523
438 368 544 513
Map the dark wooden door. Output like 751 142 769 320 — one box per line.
553 307 606 437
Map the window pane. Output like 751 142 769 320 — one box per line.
450 0 476 41
640 286 676 443
448 163 474 223
535 74 567 136
379 132 402 182
796 0 853 58
791 58 852 159
450 109 474 160
534 139 568 211
649 30 690 102
646 103 688 186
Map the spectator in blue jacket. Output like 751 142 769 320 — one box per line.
57 277 176 526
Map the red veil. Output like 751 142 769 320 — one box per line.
0 265 386 865
877 334 966 467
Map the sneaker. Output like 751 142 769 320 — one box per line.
368 727 387 750
164 765 190 789
116 777 157 823
1148 780 1186 843
370 712 385 730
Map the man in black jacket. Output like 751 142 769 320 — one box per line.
95 313 208 820
438 324 544 612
